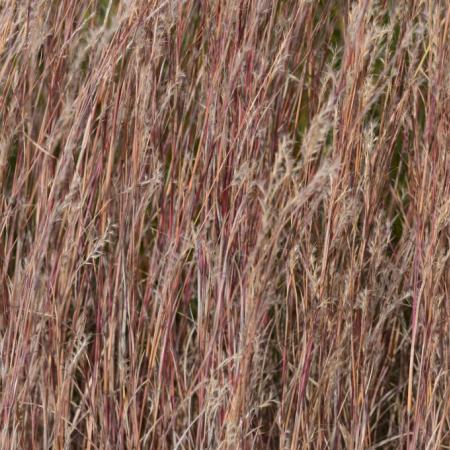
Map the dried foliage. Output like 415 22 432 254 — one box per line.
0 0 449 448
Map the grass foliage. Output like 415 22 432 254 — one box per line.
0 0 449 448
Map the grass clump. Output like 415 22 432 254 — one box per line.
0 0 449 449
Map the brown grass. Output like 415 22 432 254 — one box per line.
0 0 449 448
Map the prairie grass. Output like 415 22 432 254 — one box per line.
0 0 449 449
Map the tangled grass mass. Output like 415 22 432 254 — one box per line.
0 0 449 448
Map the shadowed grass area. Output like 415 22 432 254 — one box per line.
0 1 449 449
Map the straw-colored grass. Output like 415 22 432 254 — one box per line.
0 1 449 448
